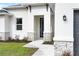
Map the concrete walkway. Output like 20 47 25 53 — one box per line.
23 40 54 56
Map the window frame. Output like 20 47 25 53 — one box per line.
16 18 22 30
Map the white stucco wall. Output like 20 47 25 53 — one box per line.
8 5 51 40
0 16 5 40
54 3 79 41
0 16 5 32
34 16 40 40
28 5 51 33
0 15 11 40
5 15 11 32
9 9 28 39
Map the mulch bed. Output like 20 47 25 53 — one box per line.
43 41 54 45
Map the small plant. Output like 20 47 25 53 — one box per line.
11 39 15 41
23 37 28 42
0 40 4 42
15 35 19 41
8 37 12 41
62 50 71 56
0 35 31 43
43 41 54 45
0 36 3 42
0 36 2 40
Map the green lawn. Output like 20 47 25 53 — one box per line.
0 42 38 56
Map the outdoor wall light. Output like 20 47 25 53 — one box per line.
63 15 67 21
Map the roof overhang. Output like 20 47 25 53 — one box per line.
0 13 13 16
23 3 47 7
3 3 55 14
3 3 48 10
3 6 27 10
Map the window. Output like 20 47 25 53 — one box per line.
16 18 22 30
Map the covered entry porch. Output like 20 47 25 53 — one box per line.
34 14 54 41
34 15 44 40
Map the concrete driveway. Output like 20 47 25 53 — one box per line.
23 40 54 56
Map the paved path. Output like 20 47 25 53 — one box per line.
23 40 54 56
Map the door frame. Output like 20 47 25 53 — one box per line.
34 15 44 40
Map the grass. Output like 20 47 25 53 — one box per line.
0 42 38 56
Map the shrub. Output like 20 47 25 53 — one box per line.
15 35 19 41
0 40 4 42
43 41 54 45
0 36 30 43
62 50 71 56
8 37 12 41
0 36 2 40
23 37 28 42
11 39 15 41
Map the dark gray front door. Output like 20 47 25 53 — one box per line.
40 18 44 37
74 10 79 56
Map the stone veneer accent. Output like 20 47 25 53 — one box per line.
5 32 10 40
0 32 10 40
44 33 52 41
27 32 53 41
0 32 5 40
27 32 34 41
54 41 73 56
